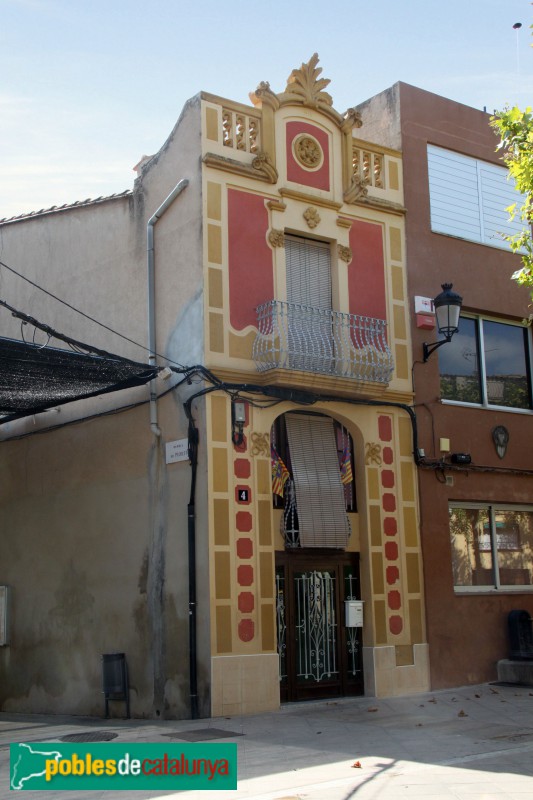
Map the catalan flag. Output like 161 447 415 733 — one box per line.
271 445 290 497
340 443 353 485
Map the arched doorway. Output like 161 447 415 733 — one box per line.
271 411 364 702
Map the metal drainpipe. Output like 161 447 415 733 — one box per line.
147 178 189 436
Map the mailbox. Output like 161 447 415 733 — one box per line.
345 600 364 628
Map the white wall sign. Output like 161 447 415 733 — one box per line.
165 438 189 464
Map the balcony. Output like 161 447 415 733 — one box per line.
253 300 394 384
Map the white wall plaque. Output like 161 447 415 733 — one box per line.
165 438 189 464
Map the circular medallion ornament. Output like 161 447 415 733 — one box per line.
293 134 323 170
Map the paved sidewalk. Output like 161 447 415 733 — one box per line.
1 683 533 799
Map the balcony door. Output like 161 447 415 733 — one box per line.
285 236 333 372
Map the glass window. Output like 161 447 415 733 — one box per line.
439 316 532 410
483 321 530 409
439 317 482 404
450 504 533 590
450 507 493 587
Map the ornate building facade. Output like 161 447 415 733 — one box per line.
0 57 429 718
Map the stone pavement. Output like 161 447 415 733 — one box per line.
1 683 533 799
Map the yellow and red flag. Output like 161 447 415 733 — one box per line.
340 443 353 485
271 445 290 497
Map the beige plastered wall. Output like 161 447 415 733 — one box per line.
0 97 212 718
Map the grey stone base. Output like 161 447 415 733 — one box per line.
497 659 533 686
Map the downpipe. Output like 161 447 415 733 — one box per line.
146 178 189 436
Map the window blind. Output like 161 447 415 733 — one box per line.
284 236 333 372
285 414 350 548
285 235 331 309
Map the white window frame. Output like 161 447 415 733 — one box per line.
440 313 533 414
427 144 526 250
450 502 533 594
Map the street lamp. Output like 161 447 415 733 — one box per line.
423 283 463 362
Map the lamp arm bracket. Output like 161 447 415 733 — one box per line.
423 336 451 362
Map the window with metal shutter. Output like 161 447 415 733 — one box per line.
285 413 350 548
284 236 333 372
427 144 525 249
285 235 331 309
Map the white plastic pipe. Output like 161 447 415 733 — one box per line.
146 179 189 436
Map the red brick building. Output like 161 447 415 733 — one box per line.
358 82 533 688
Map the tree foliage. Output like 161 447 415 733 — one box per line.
491 30 533 298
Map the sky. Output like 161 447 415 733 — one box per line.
1 0 532 220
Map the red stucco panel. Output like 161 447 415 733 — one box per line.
228 189 273 331
348 220 387 323
286 121 330 191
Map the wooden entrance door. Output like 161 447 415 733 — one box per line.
275 551 364 702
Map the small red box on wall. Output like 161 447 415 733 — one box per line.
416 313 435 330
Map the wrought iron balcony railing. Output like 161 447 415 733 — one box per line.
253 300 394 383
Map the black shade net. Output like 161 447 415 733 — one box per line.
0 337 158 424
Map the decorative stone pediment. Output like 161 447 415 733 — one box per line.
283 53 333 110
250 53 363 134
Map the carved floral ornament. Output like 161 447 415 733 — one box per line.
285 53 333 109
268 229 285 248
250 432 270 457
337 245 352 263
303 207 321 229
365 443 382 466
293 134 323 170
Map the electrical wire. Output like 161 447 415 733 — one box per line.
0 298 154 367
0 258 188 369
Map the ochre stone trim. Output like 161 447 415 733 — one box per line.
228 331 255 361
344 187 406 215
336 216 353 229
266 199 286 212
279 187 342 210
205 106 219 142
352 136 402 159
208 366 413 402
203 152 278 184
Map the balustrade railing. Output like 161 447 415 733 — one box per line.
253 300 394 383
222 107 261 154
352 145 385 190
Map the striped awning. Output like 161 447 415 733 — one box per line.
285 413 350 548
